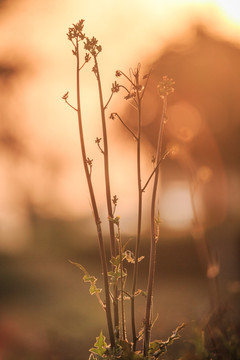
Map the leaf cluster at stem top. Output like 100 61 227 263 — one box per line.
84 36 102 56
67 19 85 41
67 19 102 58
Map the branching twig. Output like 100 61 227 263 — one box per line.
104 92 114 110
142 149 170 193
65 100 78 112
140 67 153 100
110 112 138 141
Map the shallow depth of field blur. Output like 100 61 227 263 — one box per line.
0 0 240 359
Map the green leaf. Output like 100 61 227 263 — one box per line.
108 269 126 282
148 323 186 358
134 289 147 298
89 284 96 295
89 347 104 357
108 270 121 280
124 251 144 264
83 274 97 283
89 284 102 295
69 260 102 297
90 331 107 357
124 250 135 263
110 255 121 267
149 340 161 354
69 260 88 275
108 216 120 226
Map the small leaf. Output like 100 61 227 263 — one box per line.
112 194 118 205
137 327 144 341
108 216 120 226
110 255 121 267
149 340 160 354
124 250 135 263
83 274 96 283
108 270 121 280
108 268 127 284
69 260 102 297
89 284 96 295
62 91 69 100
148 323 186 358
107 271 115 277
90 331 107 357
68 260 88 275
134 289 142 297
134 289 147 298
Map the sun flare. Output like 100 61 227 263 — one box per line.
160 182 194 230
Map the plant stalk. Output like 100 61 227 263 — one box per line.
93 55 119 334
75 43 115 348
131 77 143 350
144 97 167 355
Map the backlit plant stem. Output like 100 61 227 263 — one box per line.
131 70 143 350
93 55 119 334
75 42 115 348
144 97 168 355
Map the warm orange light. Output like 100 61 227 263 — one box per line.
0 0 239 248
159 182 194 230
216 0 240 23
167 101 203 143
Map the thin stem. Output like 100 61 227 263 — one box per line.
144 97 167 356
95 139 104 154
65 99 78 112
95 292 106 311
112 113 138 141
119 70 136 87
75 42 115 348
119 84 131 94
79 59 90 71
93 55 119 334
131 74 143 350
140 68 152 101
142 149 170 193
104 91 114 110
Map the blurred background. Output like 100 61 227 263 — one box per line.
0 0 240 359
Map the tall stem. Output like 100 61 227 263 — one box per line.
144 97 167 355
94 56 119 333
131 85 143 350
76 44 115 348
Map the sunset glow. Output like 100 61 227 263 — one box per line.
159 182 194 230
0 0 240 246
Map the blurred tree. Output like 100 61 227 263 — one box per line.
122 24 240 228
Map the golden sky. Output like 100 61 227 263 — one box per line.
0 0 240 250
